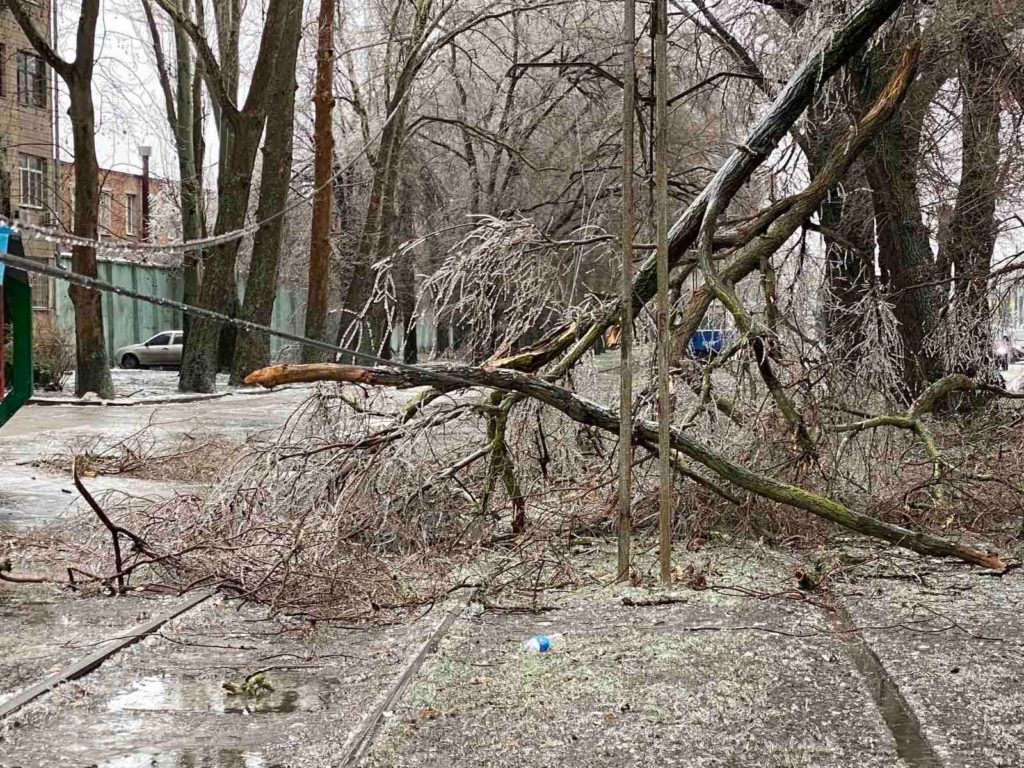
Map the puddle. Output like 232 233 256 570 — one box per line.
830 608 943 767
97 748 282 767
107 675 319 715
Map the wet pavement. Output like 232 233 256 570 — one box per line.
0 585 187 708
0 377 312 531
0 593 439 768
2 374 1022 766
36 370 234 402
841 560 1024 767
360 548 909 768
2 544 1023 767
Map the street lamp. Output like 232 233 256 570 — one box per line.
138 145 152 241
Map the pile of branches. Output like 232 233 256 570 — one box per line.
5 383 618 618
8 0 1024 617
37 422 235 484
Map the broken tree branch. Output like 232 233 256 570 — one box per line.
73 458 152 593
246 363 1004 570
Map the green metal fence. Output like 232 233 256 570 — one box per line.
54 256 305 361
50 256 458 361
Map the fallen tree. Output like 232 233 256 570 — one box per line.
246 362 1005 570
485 0 907 375
239 0 1012 571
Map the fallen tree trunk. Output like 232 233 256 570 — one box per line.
246 362 1005 570
488 0 905 374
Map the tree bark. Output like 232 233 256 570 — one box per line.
178 119 263 391
936 1 1003 374
66 73 113 398
229 1 302 384
302 0 336 361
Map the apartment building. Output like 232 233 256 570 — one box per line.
58 162 169 244
0 1 56 309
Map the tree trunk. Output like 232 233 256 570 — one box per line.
653 0 673 583
617 0 637 580
851 23 953 395
937 2 1002 375
0 136 11 217
803 93 876 358
335 0 433 359
6 0 112 398
173 0 291 391
397 256 418 364
336 107 409 359
142 0 206 339
176 6 205 339
230 1 301 384
302 0 336 361
178 118 262 392
67 75 114 399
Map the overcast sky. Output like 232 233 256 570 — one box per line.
55 0 219 181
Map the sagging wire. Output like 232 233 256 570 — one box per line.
0 91 412 262
0 248 494 393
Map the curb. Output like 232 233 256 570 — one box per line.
0 589 213 720
339 598 467 765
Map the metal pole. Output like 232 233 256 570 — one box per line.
617 0 636 581
50 0 60 311
140 151 151 241
655 0 673 584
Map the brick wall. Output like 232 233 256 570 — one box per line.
0 3 56 309
58 162 170 244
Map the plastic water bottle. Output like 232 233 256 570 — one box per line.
521 633 565 654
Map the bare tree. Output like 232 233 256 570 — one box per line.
153 0 310 390
141 0 207 339
7 0 114 398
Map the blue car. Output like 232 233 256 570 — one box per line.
689 329 724 359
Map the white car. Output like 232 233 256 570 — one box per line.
115 330 184 368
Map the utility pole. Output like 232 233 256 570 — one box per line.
617 0 636 581
139 145 152 241
303 0 336 360
654 0 672 583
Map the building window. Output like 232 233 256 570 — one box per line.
30 268 51 310
125 193 137 235
99 190 113 233
16 52 46 108
19 154 45 209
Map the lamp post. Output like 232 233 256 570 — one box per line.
138 145 152 241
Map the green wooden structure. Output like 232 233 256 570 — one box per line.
0 225 33 427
